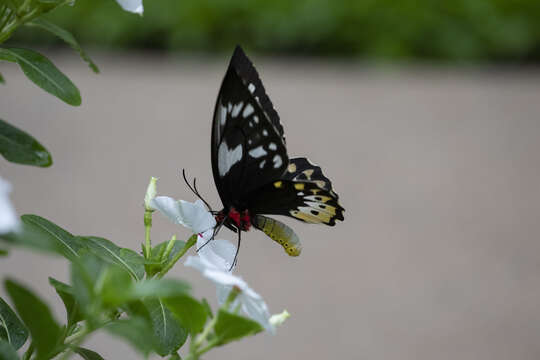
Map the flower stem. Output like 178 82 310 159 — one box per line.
22 343 34 360
161 234 177 261
196 338 220 357
188 287 241 358
143 209 152 259
157 234 196 278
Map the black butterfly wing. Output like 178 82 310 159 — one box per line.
247 157 345 226
211 46 289 207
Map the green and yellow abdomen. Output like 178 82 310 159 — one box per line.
253 215 302 256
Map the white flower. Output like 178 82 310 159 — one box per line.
149 196 216 239
144 177 158 211
151 194 275 331
186 236 275 333
0 177 19 234
115 0 143 15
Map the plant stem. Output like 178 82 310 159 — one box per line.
194 316 217 348
157 234 196 278
161 234 177 262
188 287 241 359
143 209 152 258
0 6 40 44
59 324 91 360
22 343 34 360
196 338 220 357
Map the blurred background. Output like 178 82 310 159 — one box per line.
2 0 540 359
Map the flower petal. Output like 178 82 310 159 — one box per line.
0 177 19 234
241 293 274 333
185 255 247 288
115 0 143 14
196 236 236 272
179 200 216 234
150 196 186 225
150 197 216 234
216 283 234 306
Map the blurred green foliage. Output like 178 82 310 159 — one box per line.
10 0 540 61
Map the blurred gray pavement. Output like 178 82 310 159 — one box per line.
1 52 540 360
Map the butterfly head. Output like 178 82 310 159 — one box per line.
216 207 252 232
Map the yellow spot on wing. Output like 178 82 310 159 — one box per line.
315 180 326 189
291 208 331 224
274 181 283 188
288 163 297 173
294 183 305 190
303 169 314 179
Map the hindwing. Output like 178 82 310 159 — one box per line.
247 157 345 226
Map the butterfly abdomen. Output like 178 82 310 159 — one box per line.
253 215 302 256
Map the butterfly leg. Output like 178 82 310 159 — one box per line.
197 215 227 252
230 228 241 271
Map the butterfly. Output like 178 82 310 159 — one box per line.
193 46 344 264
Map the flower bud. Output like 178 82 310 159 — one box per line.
269 310 290 327
144 177 158 211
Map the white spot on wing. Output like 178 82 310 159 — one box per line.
218 104 226 126
248 83 256 93
268 142 277 151
249 146 267 158
231 102 243 117
243 104 254 118
262 129 268 137
227 102 232 113
218 141 243 177
273 154 283 168
253 115 259 124
259 160 266 168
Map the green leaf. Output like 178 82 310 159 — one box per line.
0 297 28 350
4 279 61 360
70 252 108 315
0 118 52 167
79 237 144 280
19 215 82 260
163 295 207 335
98 266 132 307
104 317 156 355
48 278 83 327
201 298 213 319
0 48 81 106
144 299 187 356
0 51 15 62
100 271 190 307
0 249 7 257
145 239 186 277
214 309 263 345
27 19 99 73
0 339 19 360
131 279 190 299
0 73 4 84
73 347 105 360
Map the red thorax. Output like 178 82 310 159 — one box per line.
216 207 251 231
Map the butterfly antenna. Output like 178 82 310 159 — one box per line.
193 177 213 211
230 229 241 271
181 169 213 211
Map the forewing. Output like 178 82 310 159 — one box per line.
247 158 345 226
211 46 288 206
